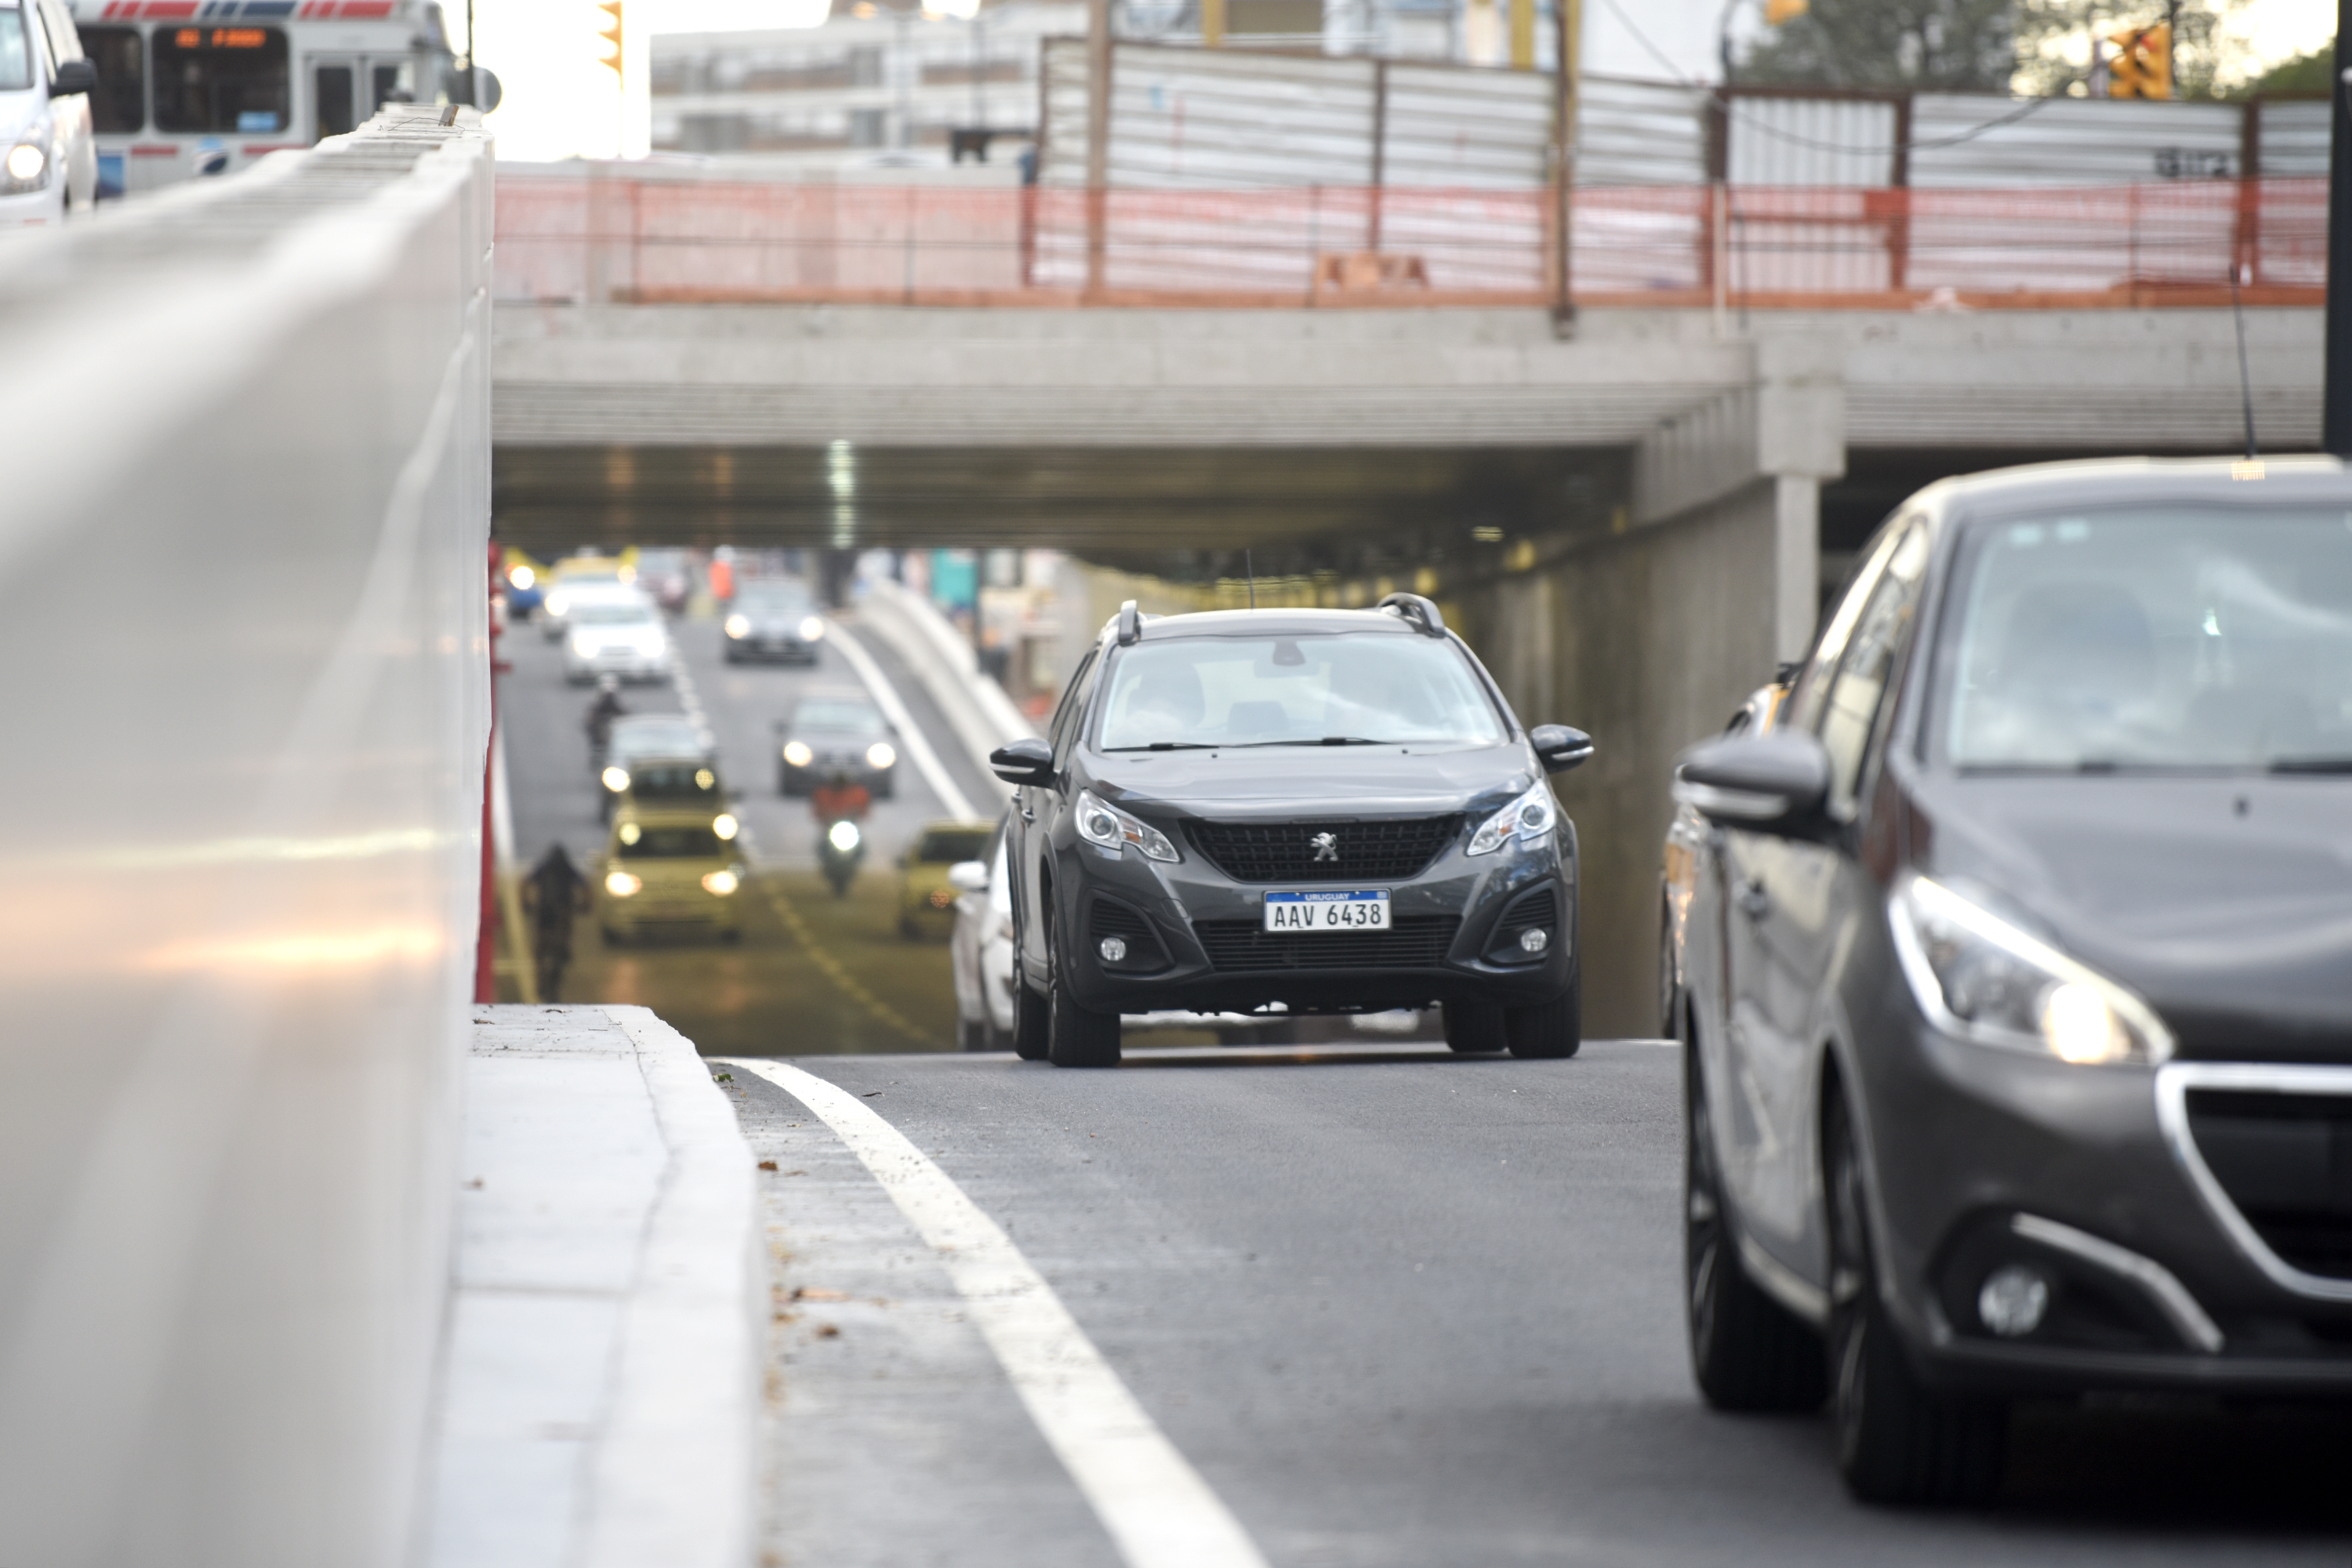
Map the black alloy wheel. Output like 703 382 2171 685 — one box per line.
1443 999 1508 1054
1684 1015 1825 1410
1824 1086 2007 1505
1046 920 1121 1067
1505 976 1581 1058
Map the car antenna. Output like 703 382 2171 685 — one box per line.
2230 260 2259 459
1245 549 1257 611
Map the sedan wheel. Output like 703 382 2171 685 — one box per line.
1443 999 1508 1054
1011 982 1051 1060
1684 1018 1824 1410
1046 929 1121 1068
1505 977 1581 1058
1825 1088 2007 1504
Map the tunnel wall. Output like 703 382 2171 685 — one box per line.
0 113 493 1566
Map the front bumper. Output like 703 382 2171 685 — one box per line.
602 886 742 935
1044 825 1576 1017
567 647 670 682
1849 957 2352 1396
727 630 818 660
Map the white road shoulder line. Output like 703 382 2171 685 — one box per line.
822 621 982 822
723 1058 1269 1568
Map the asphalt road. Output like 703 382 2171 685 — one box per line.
726 1044 2352 1568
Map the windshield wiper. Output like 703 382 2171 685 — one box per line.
1225 736 1388 749
1102 742 1221 752
2269 757 2352 775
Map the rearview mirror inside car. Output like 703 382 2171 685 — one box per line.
946 860 990 895
1529 724 1595 773
989 736 1054 786
1671 731 1831 835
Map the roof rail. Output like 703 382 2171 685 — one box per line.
1116 599 1142 645
1377 592 1446 638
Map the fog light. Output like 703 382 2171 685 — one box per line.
1977 1265 2051 1338
1519 927 1549 954
1099 936 1127 963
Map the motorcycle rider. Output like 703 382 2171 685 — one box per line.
585 673 627 772
811 769 872 896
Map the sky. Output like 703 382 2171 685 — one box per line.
468 0 2341 164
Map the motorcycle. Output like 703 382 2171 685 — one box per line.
818 817 866 897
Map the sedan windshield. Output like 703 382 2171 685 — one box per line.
574 601 657 626
1940 506 2352 771
1098 633 1504 751
737 582 812 612
795 699 881 732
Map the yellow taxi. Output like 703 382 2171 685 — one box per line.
896 819 998 940
598 800 746 946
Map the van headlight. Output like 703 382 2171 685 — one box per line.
1467 782 1557 856
604 870 642 898
1889 875 2172 1066
1074 789 1179 862
4 142 47 192
702 869 739 896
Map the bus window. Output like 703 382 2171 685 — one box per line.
314 62 353 137
152 25 289 134
81 26 146 133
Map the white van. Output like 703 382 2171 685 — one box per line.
1 0 96 225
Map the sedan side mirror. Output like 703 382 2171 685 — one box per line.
1529 724 1595 774
989 736 1054 786
52 59 98 95
1671 731 1831 835
946 859 991 895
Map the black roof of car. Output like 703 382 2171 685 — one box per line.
1914 455 2352 521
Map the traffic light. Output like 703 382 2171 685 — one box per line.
594 0 622 82
1763 0 1807 24
2108 21 2172 100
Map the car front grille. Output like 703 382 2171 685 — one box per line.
1185 816 1461 883
2185 1087 2352 1279
1192 916 1459 972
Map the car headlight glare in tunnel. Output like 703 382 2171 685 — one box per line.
800 616 827 642
508 565 535 590
866 742 897 769
601 767 630 793
712 813 739 840
546 594 569 617
6 143 46 185
827 819 862 852
604 871 642 898
724 615 750 638
702 869 739 896
782 740 814 768
571 634 596 657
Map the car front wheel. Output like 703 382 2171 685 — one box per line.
1505 977 1581 1058
1825 1087 2006 1504
1045 927 1120 1068
1443 999 1507 1053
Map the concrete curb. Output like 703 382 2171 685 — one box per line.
585 1007 763 1568
855 578 1038 785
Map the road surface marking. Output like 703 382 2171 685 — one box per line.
724 1059 1271 1568
823 620 982 821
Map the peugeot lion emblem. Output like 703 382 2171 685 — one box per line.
1310 832 1341 863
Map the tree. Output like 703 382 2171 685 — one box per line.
1737 0 2016 91
2221 42 2330 98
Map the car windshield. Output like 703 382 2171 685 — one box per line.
1097 632 1505 750
737 582 812 611
915 828 991 863
795 699 880 731
612 722 703 758
630 763 720 800
616 824 723 858
0 8 31 92
1938 506 2352 772
574 601 657 626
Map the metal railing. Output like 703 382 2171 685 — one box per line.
496 172 2325 308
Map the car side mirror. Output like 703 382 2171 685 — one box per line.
52 59 98 95
989 736 1054 786
947 859 990 894
1529 724 1595 774
1671 731 1831 836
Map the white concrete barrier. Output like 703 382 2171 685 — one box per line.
854 577 1038 792
0 110 493 1568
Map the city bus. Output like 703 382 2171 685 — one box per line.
65 0 456 198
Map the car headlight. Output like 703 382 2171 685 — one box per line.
601 766 630 793
605 870 642 898
508 565 535 590
712 812 738 840
571 633 596 656
866 742 897 769
1074 788 1179 862
1889 875 2172 1066
782 740 813 768
546 594 569 617
702 869 739 896
1466 782 1557 856
828 819 862 852
800 615 827 641
724 614 750 638
5 142 47 191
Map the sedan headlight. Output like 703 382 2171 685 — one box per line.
604 870 642 898
866 742 897 769
601 766 630 793
702 868 740 896
1466 782 1557 856
571 633 596 656
800 615 827 642
508 565 535 590
712 812 738 840
1074 788 1179 862
5 142 47 192
724 614 750 638
782 740 813 768
1889 875 2172 1066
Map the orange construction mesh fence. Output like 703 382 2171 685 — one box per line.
494 175 2325 309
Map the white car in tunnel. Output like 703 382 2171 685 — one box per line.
2 0 97 227
948 823 1016 1051
563 593 670 685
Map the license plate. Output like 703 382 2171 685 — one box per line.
1263 890 1391 932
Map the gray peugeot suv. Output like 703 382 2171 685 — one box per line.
991 594 1593 1067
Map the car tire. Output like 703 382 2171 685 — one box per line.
1443 999 1508 1054
1046 930 1120 1068
1012 978 1051 1061
1825 1087 2007 1505
1505 978 1581 1058
1685 1023 1826 1412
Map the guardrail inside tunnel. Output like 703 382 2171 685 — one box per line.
0 108 492 1568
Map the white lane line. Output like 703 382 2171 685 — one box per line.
723 1058 1270 1568
822 619 982 822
